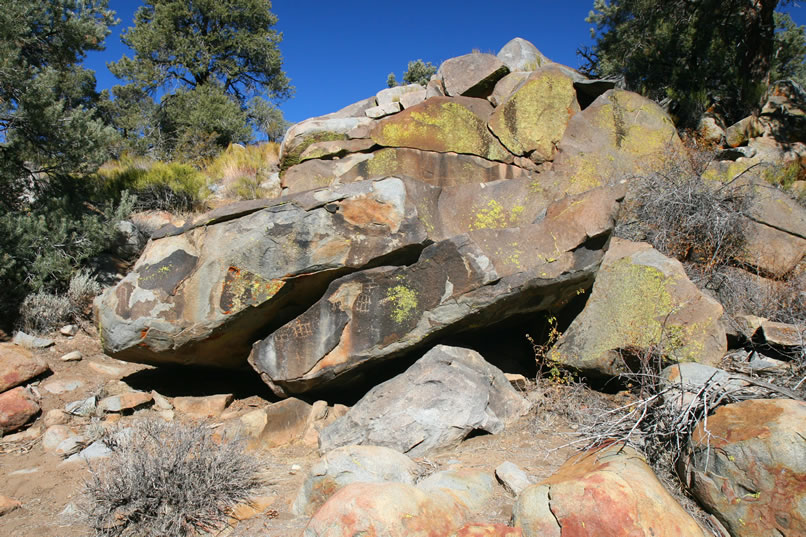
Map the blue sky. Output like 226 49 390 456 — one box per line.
85 1 806 125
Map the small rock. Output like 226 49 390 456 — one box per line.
60 325 79 337
151 390 173 410
0 387 40 434
97 391 153 413
12 331 55 349
172 394 233 419
0 343 49 392
87 361 126 377
41 378 84 395
43 425 75 451
0 495 22 517
505 373 528 391
495 461 532 496
1 423 41 442
59 350 82 362
64 440 112 463
65 396 97 417
365 101 402 119
44 409 70 427
54 435 87 457
289 463 302 474
229 495 277 522
8 467 38 476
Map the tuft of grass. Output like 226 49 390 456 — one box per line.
81 418 263 537
203 143 280 200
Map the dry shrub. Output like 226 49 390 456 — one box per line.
203 143 280 200
617 163 751 272
19 291 75 334
81 418 263 537
68 270 103 318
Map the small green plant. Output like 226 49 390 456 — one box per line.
527 315 574 385
81 418 263 537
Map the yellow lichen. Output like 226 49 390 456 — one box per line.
387 284 419 324
470 200 525 230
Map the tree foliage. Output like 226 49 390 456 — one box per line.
771 12 806 86
387 59 437 87
0 0 117 209
108 0 291 157
580 0 801 125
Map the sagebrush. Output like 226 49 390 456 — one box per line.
81 418 264 537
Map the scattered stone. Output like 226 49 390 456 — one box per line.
42 425 75 452
43 409 70 427
1 424 41 442
59 350 82 362
438 53 510 98
65 396 97 417
11 331 55 349
318 346 530 456
495 461 532 496
0 343 49 393
0 495 21 517
549 238 727 377
682 398 806 537
292 445 420 516
172 394 233 419
97 391 153 413
41 378 84 395
514 443 707 537
60 325 79 337
0 387 40 434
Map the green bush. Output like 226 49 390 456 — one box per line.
98 156 208 212
0 191 135 326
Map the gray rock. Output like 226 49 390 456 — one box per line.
65 396 97 417
438 53 509 98
12 331 54 349
495 461 532 495
317 345 530 456
64 440 112 463
376 84 423 106
292 445 419 516
59 350 82 362
365 101 401 119
496 37 551 72
60 325 79 337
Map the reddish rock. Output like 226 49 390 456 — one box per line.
682 398 806 537
0 387 40 435
97 391 154 413
260 397 312 447
0 495 21 516
514 443 707 537
438 53 510 98
452 524 523 537
0 343 48 393
172 394 232 419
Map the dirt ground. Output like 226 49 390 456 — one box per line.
0 325 611 537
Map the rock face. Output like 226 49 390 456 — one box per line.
303 469 493 537
95 178 431 368
549 239 726 377
682 398 806 537
513 443 707 537
250 187 622 395
315 345 530 455
371 96 513 162
488 66 580 162
0 343 49 393
292 445 419 516
438 53 509 98
280 116 373 171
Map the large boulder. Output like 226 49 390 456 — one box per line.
292 445 420 516
681 398 806 537
438 53 509 98
546 89 683 196
497 37 551 72
514 443 707 537
303 469 493 537
315 345 530 456
95 178 432 368
488 66 580 162
548 239 726 377
250 186 623 395
370 96 513 162
0 343 49 393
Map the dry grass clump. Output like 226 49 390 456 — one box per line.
203 143 280 200
81 418 263 537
